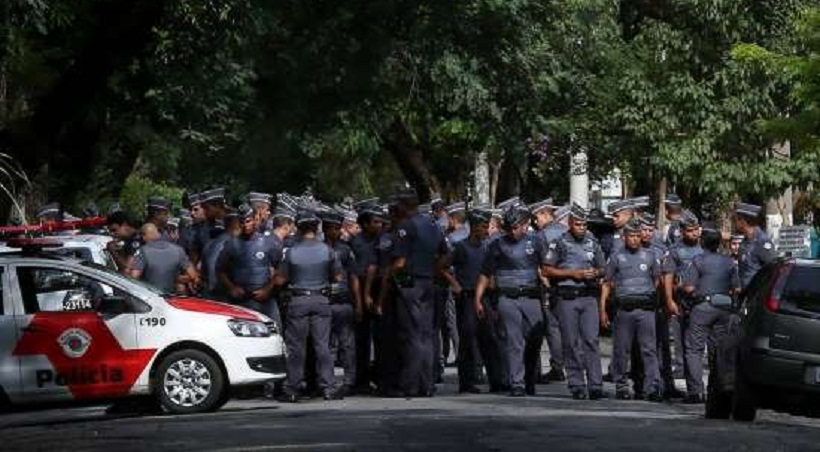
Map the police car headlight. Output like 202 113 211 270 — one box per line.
227 319 271 338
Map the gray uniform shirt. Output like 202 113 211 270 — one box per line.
605 247 660 299
133 240 191 293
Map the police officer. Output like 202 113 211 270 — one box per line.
276 209 343 402
544 204 607 400
664 194 684 246
388 188 448 397
434 201 466 380
131 223 199 293
444 208 505 393
247 192 273 233
321 209 361 395
530 198 566 383
600 219 663 401
105 210 142 273
600 199 634 259
374 202 403 396
217 204 282 324
475 204 547 397
190 188 228 266
680 222 740 403
663 209 702 385
430 194 449 233
349 199 384 393
145 197 171 239
733 202 776 290
200 207 241 301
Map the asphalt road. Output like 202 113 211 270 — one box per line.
3 375 820 452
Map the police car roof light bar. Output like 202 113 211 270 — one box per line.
0 217 107 237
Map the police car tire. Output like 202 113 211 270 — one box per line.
731 367 757 422
156 350 226 415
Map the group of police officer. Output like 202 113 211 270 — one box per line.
89 186 775 403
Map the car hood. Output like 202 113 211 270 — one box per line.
166 297 266 322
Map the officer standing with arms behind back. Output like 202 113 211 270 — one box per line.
388 187 448 398
544 204 607 400
475 204 548 397
600 219 663 401
275 209 344 402
680 221 740 404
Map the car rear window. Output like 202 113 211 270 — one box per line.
780 265 820 313
49 247 93 262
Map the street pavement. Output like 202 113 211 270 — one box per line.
2 340 820 451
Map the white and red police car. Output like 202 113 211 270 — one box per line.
0 239 286 414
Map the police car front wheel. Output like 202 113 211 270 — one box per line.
156 350 226 414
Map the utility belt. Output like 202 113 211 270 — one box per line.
496 287 541 300
550 285 599 300
692 293 734 310
289 288 330 297
616 294 657 312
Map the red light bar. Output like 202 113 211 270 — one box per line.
6 237 63 248
0 217 107 236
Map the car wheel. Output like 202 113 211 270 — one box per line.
731 366 757 422
705 353 732 419
156 349 226 415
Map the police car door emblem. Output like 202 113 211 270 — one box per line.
58 328 92 358
255 251 265 260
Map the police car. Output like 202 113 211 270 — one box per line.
1 234 118 270
0 240 286 414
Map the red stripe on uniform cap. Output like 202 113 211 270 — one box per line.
167 297 262 321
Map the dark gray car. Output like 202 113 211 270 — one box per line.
708 258 820 421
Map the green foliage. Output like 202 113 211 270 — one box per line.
118 176 183 221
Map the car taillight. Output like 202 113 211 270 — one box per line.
764 295 780 313
765 263 792 313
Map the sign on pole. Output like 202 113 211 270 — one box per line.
776 225 811 258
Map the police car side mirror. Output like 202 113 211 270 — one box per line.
97 295 128 315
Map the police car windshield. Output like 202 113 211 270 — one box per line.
80 261 169 296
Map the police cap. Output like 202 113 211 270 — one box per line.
570 203 589 222
734 202 762 219
607 199 633 215
529 198 557 214
247 192 272 205
502 204 531 229
36 202 61 219
201 187 226 204
680 209 700 228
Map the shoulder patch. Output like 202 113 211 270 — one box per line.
763 242 772 250
398 229 407 238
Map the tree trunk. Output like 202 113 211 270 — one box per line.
474 150 491 206
657 176 668 231
382 119 441 202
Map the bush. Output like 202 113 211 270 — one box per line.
118 176 184 221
